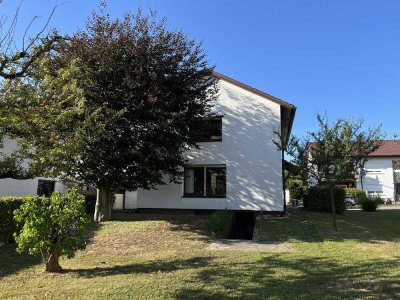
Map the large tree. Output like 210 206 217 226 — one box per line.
0 1 61 178
289 114 383 230
3 10 218 221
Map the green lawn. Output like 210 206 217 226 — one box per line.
1 210 400 299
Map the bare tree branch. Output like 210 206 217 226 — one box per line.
0 1 61 79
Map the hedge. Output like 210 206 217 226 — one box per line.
304 186 346 214
0 197 26 245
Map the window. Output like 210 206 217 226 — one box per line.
184 166 226 197
37 179 55 197
367 191 383 195
196 117 222 142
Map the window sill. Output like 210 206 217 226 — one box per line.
182 195 226 199
196 140 222 143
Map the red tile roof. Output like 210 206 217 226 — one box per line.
369 140 400 157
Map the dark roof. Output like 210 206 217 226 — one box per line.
369 140 400 157
212 71 296 145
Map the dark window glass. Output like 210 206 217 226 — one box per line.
206 167 226 197
184 167 204 197
183 166 226 198
197 118 222 142
37 180 55 197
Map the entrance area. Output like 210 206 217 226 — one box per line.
231 211 256 240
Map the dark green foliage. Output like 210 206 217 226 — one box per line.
0 197 25 244
0 153 25 179
305 187 346 214
345 188 367 205
209 210 233 238
84 195 97 215
287 179 306 200
360 196 384 212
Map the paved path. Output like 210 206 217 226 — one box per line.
207 239 293 252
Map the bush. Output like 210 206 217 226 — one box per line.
287 179 306 201
0 197 25 244
360 195 384 212
209 210 233 238
304 186 346 214
345 188 366 205
14 189 91 272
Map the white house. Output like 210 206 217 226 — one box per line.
120 72 296 212
1 72 296 213
356 140 400 203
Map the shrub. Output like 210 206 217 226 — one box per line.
209 210 233 238
14 189 91 272
360 195 384 212
0 197 25 245
345 188 366 205
287 179 306 201
305 186 346 214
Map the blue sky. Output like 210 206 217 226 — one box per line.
2 0 400 138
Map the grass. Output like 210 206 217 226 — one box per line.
1 210 400 299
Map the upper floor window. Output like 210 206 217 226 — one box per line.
196 117 222 142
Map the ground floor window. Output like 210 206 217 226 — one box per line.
184 165 226 197
37 179 55 197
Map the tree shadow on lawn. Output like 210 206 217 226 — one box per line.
0 219 102 279
112 211 214 243
0 242 41 279
175 254 400 299
259 210 400 244
68 256 214 278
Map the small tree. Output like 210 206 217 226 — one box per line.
290 114 383 230
14 190 90 273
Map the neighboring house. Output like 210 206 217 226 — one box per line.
356 140 400 203
1 72 296 213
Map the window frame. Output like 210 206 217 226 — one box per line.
183 165 226 198
195 116 223 143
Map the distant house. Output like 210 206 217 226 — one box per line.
356 140 400 203
1 72 296 213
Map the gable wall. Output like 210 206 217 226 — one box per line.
356 157 396 200
136 79 284 211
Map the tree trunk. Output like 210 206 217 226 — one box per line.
45 251 62 273
94 187 112 222
329 186 338 231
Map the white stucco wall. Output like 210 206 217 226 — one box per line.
135 79 284 211
0 177 67 197
356 158 395 200
0 137 67 197
2 79 286 210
